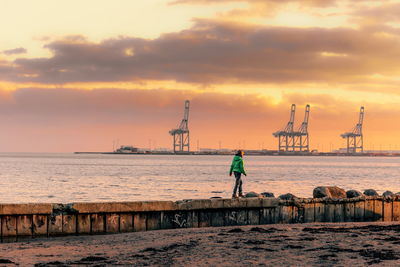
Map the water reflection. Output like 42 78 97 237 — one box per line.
0 153 398 203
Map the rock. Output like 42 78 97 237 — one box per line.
313 186 346 199
346 190 363 198
363 189 379 196
261 192 275 198
383 191 394 198
278 193 297 200
245 192 261 198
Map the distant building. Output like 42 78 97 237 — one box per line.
115 146 138 153
199 148 233 154
333 148 400 154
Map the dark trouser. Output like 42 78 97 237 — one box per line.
233 171 243 196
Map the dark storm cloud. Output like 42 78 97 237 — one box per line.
5 19 400 84
2 47 27 55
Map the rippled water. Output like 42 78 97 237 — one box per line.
0 153 399 203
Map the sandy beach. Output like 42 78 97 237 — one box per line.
0 222 399 266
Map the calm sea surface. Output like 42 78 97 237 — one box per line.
0 153 399 203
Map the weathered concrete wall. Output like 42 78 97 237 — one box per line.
0 196 399 241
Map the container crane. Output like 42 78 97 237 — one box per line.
169 100 190 153
340 106 364 153
293 104 310 152
273 104 296 152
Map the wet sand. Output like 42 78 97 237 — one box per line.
1 222 400 266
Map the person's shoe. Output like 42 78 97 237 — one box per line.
232 194 238 198
238 193 244 198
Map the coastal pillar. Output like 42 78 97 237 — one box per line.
77 214 91 234
106 213 120 233
303 203 315 223
279 206 293 224
237 210 248 225
146 213 160 231
374 199 383 221
334 203 345 222
272 208 280 224
62 215 77 234
33 215 48 236
354 201 365 222
90 214 105 233
186 211 198 228
260 208 276 224
210 211 225 227
324 203 335 222
393 201 400 221
364 200 374 221
225 210 239 226
198 211 211 228
344 202 355 222
247 209 260 225
120 214 133 232
17 215 32 236
160 212 174 229
48 215 63 235
133 213 147 232
314 203 324 222
2 216 17 239
292 206 300 223
383 200 393 221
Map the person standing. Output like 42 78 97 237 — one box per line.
229 150 247 198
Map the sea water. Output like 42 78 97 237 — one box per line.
0 153 398 203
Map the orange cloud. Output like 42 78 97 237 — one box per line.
170 0 337 7
2 47 27 55
0 19 396 89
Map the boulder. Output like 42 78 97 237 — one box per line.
383 191 394 198
278 193 297 200
346 190 363 198
363 189 379 197
261 192 275 198
245 192 261 198
313 186 346 199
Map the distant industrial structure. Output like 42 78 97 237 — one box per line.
341 106 364 153
169 100 190 153
273 104 310 152
293 104 310 152
273 104 296 152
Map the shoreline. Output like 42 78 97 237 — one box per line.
74 151 400 157
1 222 400 266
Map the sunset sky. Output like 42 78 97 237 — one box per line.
1 0 400 152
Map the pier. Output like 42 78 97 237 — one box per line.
1 196 400 241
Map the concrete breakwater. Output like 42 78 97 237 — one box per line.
0 196 400 241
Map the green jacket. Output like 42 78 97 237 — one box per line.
229 155 246 175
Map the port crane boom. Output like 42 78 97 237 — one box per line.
273 104 296 152
169 100 190 153
293 104 310 152
340 106 364 153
